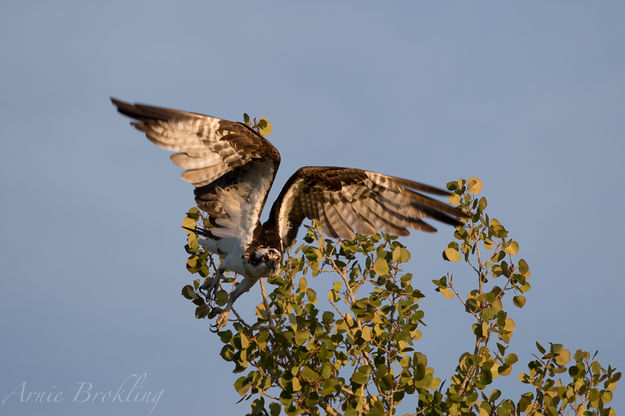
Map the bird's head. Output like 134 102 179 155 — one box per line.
249 247 282 277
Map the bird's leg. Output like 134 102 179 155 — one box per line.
200 267 224 302
211 276 258 331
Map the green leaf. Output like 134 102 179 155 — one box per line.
186 207 200 218
269 402 281 416
536 341 546 355
505 353 518 365
322 311 334 323
513 295 526 308
378 374 394 391
220 344 234 361
294 330 310 346
443 247 461 262
350 370 368 385
588 388 599 402
218 330 232 344
478 197 488 211
234 375 251 395
216 290 228 306
518 259 530 276
372 257 390 275
300 366 319 382
181 285 197 300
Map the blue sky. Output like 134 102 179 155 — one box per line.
1 1 624 415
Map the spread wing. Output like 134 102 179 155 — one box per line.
111 98 281 250
267 166 466 248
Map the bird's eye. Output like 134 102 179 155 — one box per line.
262 255 268 262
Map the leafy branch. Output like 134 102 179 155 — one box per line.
178 120 619 416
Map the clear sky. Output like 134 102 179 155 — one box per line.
1 1 623 415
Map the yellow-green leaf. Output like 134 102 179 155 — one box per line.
505 241 519 255
443 247 461 262
440 288 454 299
186 207 200 219
301 366 319 382
429 376 441 391
513 295 526 308
448 193 461 205
298 277 307 293
292 377 301 392
240 333 249 349
182 216 196 231
259 117 272 136
504 318 515 332
467 177 483 194
362 326 372 341
255 303 268 320
234 375 251 396
399 248 410 263
373 258 390 275
555 349 571 366
295 330 311 346
392 246 411 263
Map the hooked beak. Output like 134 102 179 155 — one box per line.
269 260 280 276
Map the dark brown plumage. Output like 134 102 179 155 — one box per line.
266 167 464 249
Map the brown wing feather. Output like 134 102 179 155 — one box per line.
111 98 280 188
267 166 466 248
112 98 281 246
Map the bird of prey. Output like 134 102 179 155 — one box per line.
112 98 465 329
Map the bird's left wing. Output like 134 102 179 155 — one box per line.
267 166 465 249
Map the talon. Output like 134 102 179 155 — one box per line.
200 275 220 300
215 310 230 330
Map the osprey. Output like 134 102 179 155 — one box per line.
112 98 465 329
